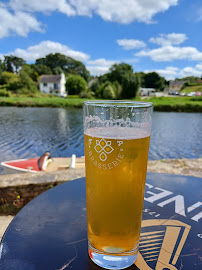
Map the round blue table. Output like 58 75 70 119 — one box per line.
0 173 201 270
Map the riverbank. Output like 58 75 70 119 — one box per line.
0 96 202 112
0 158 201 216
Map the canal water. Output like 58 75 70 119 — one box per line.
0 107 201 174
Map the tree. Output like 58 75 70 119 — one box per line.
18 69 38 93
144 72 165 91
121 73 141 98
0 59 5 74
4 55 26 73
103 84 116 99
135 72 145 87
34 64 52 76
108 63 133 84
0 71 19 85
113 81 122 99
66 75 87 95
20 64 38 82
106 63 140 98
36 53 90 81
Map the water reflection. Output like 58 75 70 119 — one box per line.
0 108 201 174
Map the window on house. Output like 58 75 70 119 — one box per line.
55 90 59 94
54 83 59 89
43 83 47 87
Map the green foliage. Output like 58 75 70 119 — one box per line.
4 55 26 73
19 69 38 93
89 79 100 93
79 91 93 98
0 59 4 74
113 81 122 99
8 68 38 93
181 84 202 93
34 64 52 76
66 74 87 95
0 72 19 85
103 63 140 98
96 81 110 98
36 53 90 81
0 89 11 97
135 72 145 87
121 73 141 99
180 76 201 83
53 66 64 75
144 72 165 90
108 63 134 84
21 64 38 82
1 96 201 112
96 80 124 99
103 84 116 99
190 96 202 101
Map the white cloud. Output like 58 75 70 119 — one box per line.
86 58 119 76
195 64 202 70
144 66 179 80
149 33 187 46
9 40 90 62
9 0 76 16
86 66 110 76
179 66 202 78
144 64 202 80
87 58 117 67
9 0 179 24
136 45 202 62
117 39 146 50
0 3 43 39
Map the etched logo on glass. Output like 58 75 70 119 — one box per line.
94 138 114 161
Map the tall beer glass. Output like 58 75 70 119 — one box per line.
83 101 153 269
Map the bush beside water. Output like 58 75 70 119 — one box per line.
0 95 201 112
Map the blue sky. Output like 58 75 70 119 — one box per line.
0 0 202 79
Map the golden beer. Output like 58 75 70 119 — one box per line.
84 129 150 253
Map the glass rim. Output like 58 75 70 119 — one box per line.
83 100 153 108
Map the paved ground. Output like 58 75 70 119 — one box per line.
0 158 201 242
0 216 14 241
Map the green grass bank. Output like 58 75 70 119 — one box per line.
0 96 202 112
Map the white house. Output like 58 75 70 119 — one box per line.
39 73 67 97
140 88 155 96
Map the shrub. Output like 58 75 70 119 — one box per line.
66 75 87 95
0 72 19 84
113 81 122 99
190 96 202 101
0 89 11 97
79 91 93 98
16 88 30 95
103 85 116 99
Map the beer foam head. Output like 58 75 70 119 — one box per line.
84 101 152 139
85 116 151 139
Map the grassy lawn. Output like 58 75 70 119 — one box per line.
0 95 201 112
181 84 202 94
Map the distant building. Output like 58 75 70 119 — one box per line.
39 73 66 97
169 80 185 92
140 88 155 96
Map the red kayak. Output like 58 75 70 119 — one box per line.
1 152 53 174
1 153 84 174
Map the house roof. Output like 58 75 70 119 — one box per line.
40 75 61 83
